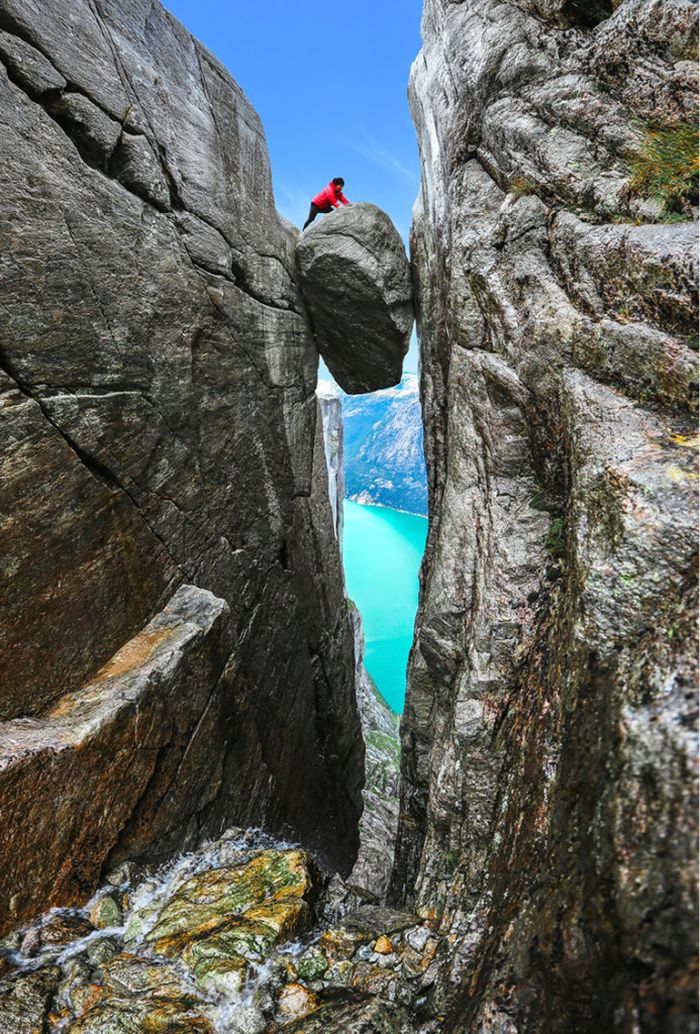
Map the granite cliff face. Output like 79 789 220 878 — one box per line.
0 0 365 932
392 0 698 1030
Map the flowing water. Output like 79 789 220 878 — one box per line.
0 829 315 1032
1 827 441 1030
342 500 428 713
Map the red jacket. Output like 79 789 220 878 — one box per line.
312 182 349 209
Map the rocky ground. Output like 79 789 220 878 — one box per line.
0 831 446 1034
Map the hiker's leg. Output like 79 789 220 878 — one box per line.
303 203 320 229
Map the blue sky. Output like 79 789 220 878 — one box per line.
163 0 423 372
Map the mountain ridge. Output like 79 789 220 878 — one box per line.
318 373 428 517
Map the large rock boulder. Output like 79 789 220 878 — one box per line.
0 585 231 932
296 204 414 394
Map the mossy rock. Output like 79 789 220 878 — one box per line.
189 954 248 996
296 947 329 983
69 955 214 1033
142 849 313 950
89 894 123 931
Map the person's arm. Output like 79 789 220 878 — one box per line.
339 192 349 205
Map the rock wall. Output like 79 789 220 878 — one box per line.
392 0 698 1030
317 391 345 541
347 604 401 902
0 0 364 931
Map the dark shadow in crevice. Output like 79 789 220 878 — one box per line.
563 0 614 28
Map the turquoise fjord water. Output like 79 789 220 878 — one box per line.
342 499 428 714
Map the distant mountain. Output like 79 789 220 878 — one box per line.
319 374 428 516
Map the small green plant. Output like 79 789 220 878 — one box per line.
660 211 693 224
509 176 536 198
545 517 565 560
628 122 699 211
529 486 548 511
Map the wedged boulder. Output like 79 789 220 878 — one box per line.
296 203 414 394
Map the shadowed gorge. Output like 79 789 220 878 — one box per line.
0 0 697 1031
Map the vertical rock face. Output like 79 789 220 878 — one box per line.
393 0 698 1030
0 0 364 929
347 605 401 902
317 391 345 541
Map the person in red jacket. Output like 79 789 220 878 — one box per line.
302 177 350 229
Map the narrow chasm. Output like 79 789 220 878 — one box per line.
1 0 698 1031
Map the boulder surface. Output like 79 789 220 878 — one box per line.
296 204 414 394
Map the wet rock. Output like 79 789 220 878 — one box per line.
323 959 354 989
18 927 42 958
105 861 140 889
68 954 215 1033
296 203 413 394
85 936 121 969
276 981 322 1023
89 895 122 931
343 906 419 937
405 926 432 954
374 935 394 956
139 849 313 948
0 966 61 1034
350 961 396 996
223 1004 267 1034
317 927 373 961
128 849 314 997
296 947 329 983
274 994 410 1033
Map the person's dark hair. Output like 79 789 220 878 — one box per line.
332 177 345 186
